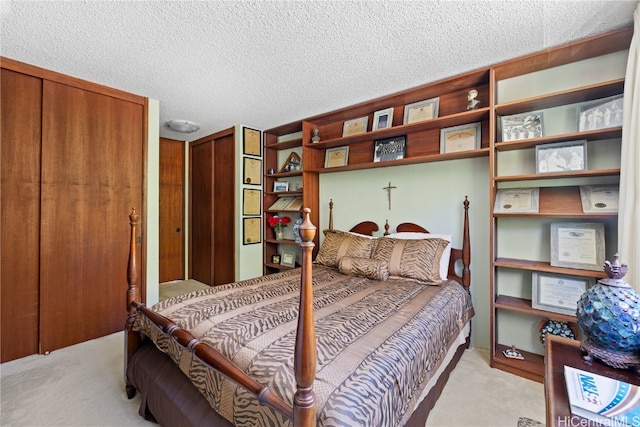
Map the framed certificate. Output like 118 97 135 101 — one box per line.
324 146 349 168
493 188 539 213
280 250 296 268
242 189 261 215
532 272 594 316
403 97 439 124
342 117 368 137
243 157 262 185
243 127 262 156
440 122 481 153
550 222 605 271
579 185 619 213
242 217 261 245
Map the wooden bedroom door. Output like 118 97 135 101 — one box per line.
159 137 185 283
0 68 42 362
38 80 144 353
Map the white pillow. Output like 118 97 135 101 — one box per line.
387 232 452 280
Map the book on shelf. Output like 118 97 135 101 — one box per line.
268 196 303 211
283 197 303 211
564 365 640 426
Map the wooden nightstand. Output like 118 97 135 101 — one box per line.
544 334 640 426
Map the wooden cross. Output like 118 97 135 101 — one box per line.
383 181 396 210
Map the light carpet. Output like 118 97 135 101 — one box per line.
1 281 546 426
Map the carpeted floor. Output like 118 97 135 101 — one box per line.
0 280 546 427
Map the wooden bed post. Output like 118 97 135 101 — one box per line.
293 208 317 427
462 196 471 290
125 208 141 397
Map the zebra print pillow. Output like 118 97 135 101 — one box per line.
315 229 378 268
338 256 389 281
372 237 448 284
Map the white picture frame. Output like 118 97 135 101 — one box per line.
372 107 394 131
403 97 439 125
273 181 289 192
579 185 619 214
532 272 594 316
550 222 605 271
500 111 544 142
535 140 587 174
493 188 539 214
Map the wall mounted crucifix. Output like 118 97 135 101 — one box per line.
383 181 396 210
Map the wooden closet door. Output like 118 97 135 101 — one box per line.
190 140 214 285
1 69 42 362
39 81 144 353
159 138 185 283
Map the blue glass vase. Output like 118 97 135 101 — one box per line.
576 254 640 369
292 214 303 243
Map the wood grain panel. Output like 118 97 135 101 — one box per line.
189 140 214 285
159 138 185 283
212 133 235 285
39 80 143 353
1 69 42 362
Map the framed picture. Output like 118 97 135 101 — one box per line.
325 146 349 168
550 222 605 271
373 136 406 162
493 188 539 214
242 217 261 245
532 272 594 316
243 157 261 185
342 116 369 137
372 107 394 131
500 111 544 141
279 151 301 173
403 97 439 124
242 188 261 215
440 122 481 154
243 127 262 157
536 140 587 173
577 94 623 132
280 250 296 268
579 184 619 214
273 181 289 192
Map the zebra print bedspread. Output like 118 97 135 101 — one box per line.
135 265 474 427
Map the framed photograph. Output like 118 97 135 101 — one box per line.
493 188 539 213
550 222 605 271
280 250 296 268
373 136 406 162
342 116 369 137
578 94 623 132
273 181 289 192
372 107 394 131
242 217 261 245
403 97 439 125
279 151 301 173
271 254 281 264
440 122 481 154
243 157 261 185
242 188 261 215
243 127 262 157
500 111 544 142
532 272 594 316
536 140 587 173
324 146 349 168
579 184 619 214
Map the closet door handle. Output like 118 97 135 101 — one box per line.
176 228 181 232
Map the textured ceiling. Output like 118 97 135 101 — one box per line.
1 0 637 141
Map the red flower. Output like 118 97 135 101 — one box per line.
268 215 290 230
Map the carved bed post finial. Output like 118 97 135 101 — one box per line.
127 208 140 327
462 197 471 290
384 220 390 236
294 208 317 426
328 199 334 231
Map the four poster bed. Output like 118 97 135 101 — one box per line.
124 197 473 427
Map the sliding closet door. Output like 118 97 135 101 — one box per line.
0 69 42 362
39 81 144 353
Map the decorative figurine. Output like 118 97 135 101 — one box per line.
311 128 321 143
576 253 640 369
467 89 480 110
292 213 303 243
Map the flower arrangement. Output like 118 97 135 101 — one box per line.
267 215 290 232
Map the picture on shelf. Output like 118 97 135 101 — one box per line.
280 250 296 268
440 122 481 154
550 222 605 271
372 107 394 130
273 181 289 192
500 111 544 141
325 146 349 168
403 97 439 124
373 136 406 162
577 94 623 132
532 272 594 316
493 188 539 214
268 196 295 211
342 116 368 137
579 184 619 213
535 140 587 173
279 151 301 173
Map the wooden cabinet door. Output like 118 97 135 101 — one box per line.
159 138 185 283
0 69 42 362
39 80 144 353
